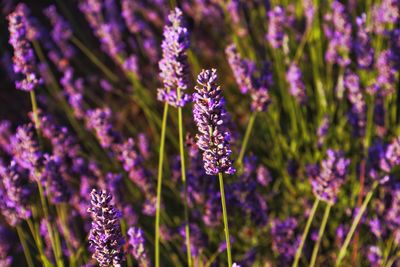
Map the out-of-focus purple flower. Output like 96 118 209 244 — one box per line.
317 116 330 147
386 186 400 238
372 0 399 34
0 225 15 267
303 0 315 26
0 161 32 226
179 223 208 257
256 165 272 187
344 71 366 137
369 217 383 239
324 1 352 67
114 138 154 197
86 108 121 149
270 217 299 263
225 43 255 94
43 5 75 59
88 189 125 267
138 133 150 159
367 246 382 267
7 3 42 91
389 29 400 70
375 50 396 96
41 155 71 204
11 123 41 175
61 68 85 119
0 121 13 155
193 69 235 175
308 149 350 205
354 14 374 69
382 137 400 173
127 227 150 267
225 44 271 111
158 8 191 107
266 6 286 48
286 63 307 104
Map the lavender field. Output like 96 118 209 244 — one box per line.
0 0 399 266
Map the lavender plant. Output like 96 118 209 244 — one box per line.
0 1 399 266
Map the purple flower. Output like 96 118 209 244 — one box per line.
344 71 366 137
61 68 85 119
372 0 399 34
225 44 271 111
179 223 208 257
0 161 32 226
225 43 255 94
303 0 315 26
266 6 286 48
127 227 150 267
193 69 235 175
367 246 382 267
41 155 71 204
354 14 374 69
375 50 396 96
11 123 42 175
286 63 307 104
256 165 272 187
86 108 121 149
0 121 13 155
43 5 75 59
0 225 15 267
324 1 352 67
88 189 125 267
383 137 400 172
308 149 350 204
317 116 330 147
7 4 42 91
158 8 191 107
270 217 300 263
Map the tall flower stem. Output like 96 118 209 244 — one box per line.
238 112 257 167
292 198 320 267
178 103 192 267
309 204 332 267
336 181 379 266
70 36 119 82
218 173 232 266
155 102 169 267
16 225 35 267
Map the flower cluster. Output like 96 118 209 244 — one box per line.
158 8 191 107
193 69 235 175
7 3 42 91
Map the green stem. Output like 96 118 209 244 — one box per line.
70 36 119 82
178 106 192 267
238 112 257 166
309 204 332 267
218 173 232 267
16 225 35 267
292 198 320 267
336 181 379 266
155 102 169 267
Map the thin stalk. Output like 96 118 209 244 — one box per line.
70 36 119 82
218 173 232 267
238 112 257 166
178 104 192 267
16 225 35 267
155 102 169 267
336 181 379 266
30 90 40 130
292 198 320 267
309 204 332 267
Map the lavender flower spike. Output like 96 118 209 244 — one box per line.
158 8 191 107
88 189 125 267
286 63 307 104
308 149 350 205
193 69 235 175
128 227 150 267
7 4 41 91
